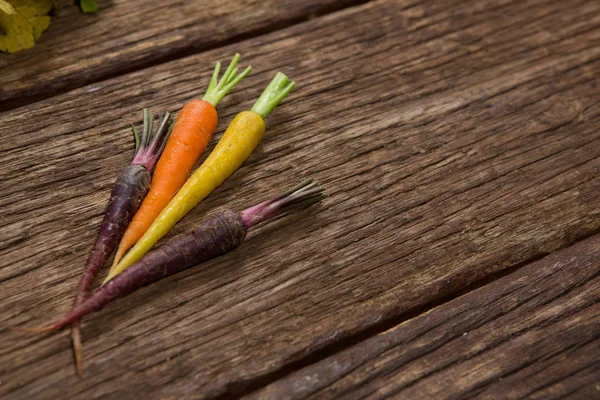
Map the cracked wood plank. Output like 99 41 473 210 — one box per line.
250 234 600 399
0 0 363 106
1 0 600 398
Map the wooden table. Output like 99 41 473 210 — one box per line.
2 0 599 398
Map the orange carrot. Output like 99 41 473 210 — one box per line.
110 54 251 271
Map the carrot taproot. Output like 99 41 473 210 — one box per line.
109 54 252 271
16 179 326 333
104 72 296 282
69 109 173 376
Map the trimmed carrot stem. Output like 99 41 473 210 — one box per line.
241 180 327 228
251 72 296 119
202 53 252 107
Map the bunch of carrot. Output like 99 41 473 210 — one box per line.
18 53 327 377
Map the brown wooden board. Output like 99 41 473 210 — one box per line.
250 234 600 400
0 0 364 107
2 0 600 398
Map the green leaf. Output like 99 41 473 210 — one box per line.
79 0 96 13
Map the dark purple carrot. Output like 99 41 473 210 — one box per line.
17 179 326 333
70 109 173 376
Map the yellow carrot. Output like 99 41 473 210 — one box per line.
104 72 295 282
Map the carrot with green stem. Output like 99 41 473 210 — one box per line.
110 54 252 272
17 179 326 332
105 72 295 282
70 109 173 376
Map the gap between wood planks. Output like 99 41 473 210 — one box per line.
0 0 371 114
218 227 600 398
246 231 600 399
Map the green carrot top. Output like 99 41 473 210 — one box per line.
251 72 296 119
202 53 252 107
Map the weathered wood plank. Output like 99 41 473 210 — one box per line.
0 0 363 107
2 0 600 398
250 234 600 400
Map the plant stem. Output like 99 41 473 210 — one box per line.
251 72 296 120
131 110 173 170
131 124 140 152
202 54 252 107
241 179 327 229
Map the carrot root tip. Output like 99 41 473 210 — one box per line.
72 326 84 377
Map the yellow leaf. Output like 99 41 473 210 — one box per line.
0 0 15 14
30 14 49 39
0 0 53 53
27 0 53 15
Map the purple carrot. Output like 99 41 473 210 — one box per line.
17 179 326 333
70 109 173 376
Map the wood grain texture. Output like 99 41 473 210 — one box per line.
2 0 600 398
0 0 363 106
250 234 600 400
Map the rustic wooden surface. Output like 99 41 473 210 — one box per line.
250 233 600 399
0 0 363 108
1 0 600 398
